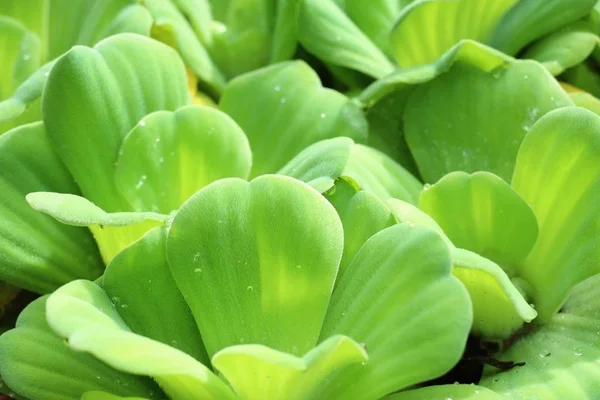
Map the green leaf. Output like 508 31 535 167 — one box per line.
522 21 599 76
365 89 420 177
170 0 213 46
490 0 597 56
103 227 209 365
390 0 518 67
207 0 275 79
46 280 236 400
212 335 367 399
452 248 537 339
0 123 103 293
318 224 472 398
26 192 167 264
143 0 225 94
167 175 343 357
0 297 160 400
569 91 600 115
220 61 368 177
345 0 400 55
43 33 190 212
481 273 600 400
404 56 572 183
386 198 449 243
325 179 396 279
278 137 422 203
418 171 539 271
297 0 395 78
81 392 149 400
270 0 300 63
388 384 502 400
100 4 154 38
115 105 251 214
562 58 600 98
0 16 41 101
511 107 600 321
360 40 507 106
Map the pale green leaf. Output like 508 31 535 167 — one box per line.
297 0 395 78
0 123 103 294
220 61 368 177
46 280 236 400
388 384 502 400
318 224 472 399
511 107 600 321
167 175 343 357
43 33 190 212
103 227 209 365
115 105 251 214
481 273 600 400
0 297 159 400
212 335 367 399
418 171 539 270
390 0 518 67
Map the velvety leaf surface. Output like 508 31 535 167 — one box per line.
103 227 209 365
81 392 149 400
0 123 103 294
522 21 599 76
212 335 367 399
0 297 159 400
220 61 367 177
390 0 518 67
278 137 422 203
404 58 572 183
490 0 597 56
419 171 539 271
115 105 251 214
325 179 396 279
297 0 395 78
142 0 225 93
46 280 235 400
26 192 167 263
317 224 472 399
452 248 536 339
388 384 502 400
481 273 600 399
43 33 190 212
167 175 343 358
345 0 401 56
512 107 600 321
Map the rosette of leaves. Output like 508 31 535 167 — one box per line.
296 0 598 87
0 32 425 301
0 173 473 400
0 0 301 134
389 107 600 399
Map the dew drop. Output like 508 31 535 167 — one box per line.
44 71 49 77
274 85 281 92
171 340 178 346
280 97 287 104
247 285 254 291
121 304 128 309
194 268 202 274
139 120 146 127
296 264 302 269
320 112 326 118
23 54 30 61
423 183 431 191
574 347 583 356
112 296 121 305
523 74 529 80
159 156 165 164
193 252 201 262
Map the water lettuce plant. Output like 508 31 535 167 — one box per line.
1 1 600 400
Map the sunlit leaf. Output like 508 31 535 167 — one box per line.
167 175 343 357
0 123 103 293
220 61 367 177
115 105 251 214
